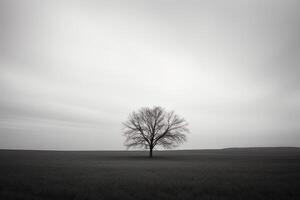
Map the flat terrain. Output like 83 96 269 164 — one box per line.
0 148 300 200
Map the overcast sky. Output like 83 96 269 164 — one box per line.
0 0 299 150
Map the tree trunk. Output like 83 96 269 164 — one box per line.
149 147 153 158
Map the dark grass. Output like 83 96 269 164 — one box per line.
0 148 300 200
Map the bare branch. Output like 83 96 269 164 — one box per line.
122 106 189 157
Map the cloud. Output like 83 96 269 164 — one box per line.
0 0 299 149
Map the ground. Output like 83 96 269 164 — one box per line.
0 148 300 200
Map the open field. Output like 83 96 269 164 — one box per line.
0 148 300 200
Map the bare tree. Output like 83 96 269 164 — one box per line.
122 106 189 157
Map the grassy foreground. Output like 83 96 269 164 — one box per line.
0 148 300 200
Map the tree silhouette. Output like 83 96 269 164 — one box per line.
123 106 189 157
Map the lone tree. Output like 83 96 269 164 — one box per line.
123 106 189 157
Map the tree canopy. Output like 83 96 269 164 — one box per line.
123 106 189 157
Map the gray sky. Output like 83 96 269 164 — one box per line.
0 0 299 150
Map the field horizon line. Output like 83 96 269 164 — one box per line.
0 146 299 152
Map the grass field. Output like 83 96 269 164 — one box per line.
0 148 300 200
